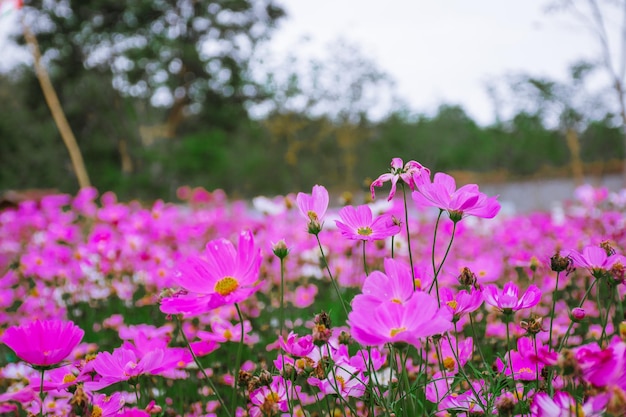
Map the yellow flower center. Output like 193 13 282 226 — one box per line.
446 300 458 310
223 329 233 340
62 374 77 384
518 367 533 375
91 406 103 417
391 298 402 304
414 278 422 289
357 227 373 236
307 211 319 222
443 357 456 371
389 327 407 337
335 375 346 391
214 276 239 296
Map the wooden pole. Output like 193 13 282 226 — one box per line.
22 21 91 189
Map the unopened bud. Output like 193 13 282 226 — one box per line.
570 307 586 322
272 240 290 260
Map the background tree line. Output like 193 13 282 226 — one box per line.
0 0 624 201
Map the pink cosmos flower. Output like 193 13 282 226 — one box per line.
85 347 174 391
296 185 329 234
370 158 431 201
279 332 315 357
307 361 367 398
160 230 262 316
564 245 626 278
1 319 84 367
531 391 607 417
412 172 501 221
335 205 400 242
348 292 452 347
359 258 415 307
440 287 483 321
249 376 291 417
483 281 541 313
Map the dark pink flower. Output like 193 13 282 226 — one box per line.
370 158 430 201
335 205 400 242
412 172 500 221
1 319 84 367
564 245 626 278
160 230 262 316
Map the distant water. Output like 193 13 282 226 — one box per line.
480 175 624 214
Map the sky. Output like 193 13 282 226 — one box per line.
0 1 608 125
265 0 603 125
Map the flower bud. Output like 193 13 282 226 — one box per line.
570 307 586 322
272 240 289 260
458 266 477 288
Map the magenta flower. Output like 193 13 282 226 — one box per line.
370 158 430 201
440 287 483 321
483 281 541 313
1 319 84 367
296 185 329 234
531 391 607 417
335 205 400 242
412 172 500 221
160 230 262 316
348 292 452 347
249 376 291 417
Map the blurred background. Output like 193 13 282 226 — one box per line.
1 0 625 205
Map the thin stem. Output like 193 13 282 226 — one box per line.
430 210 443 282
362 240 369 276
429 217 458 307
175 317 231 417
599 282 614 347
315 234 349 317
39 368 45 417
391 236 395 259
401 184 416 290
505 318 517 391
533 335 540 390
231 303 245 416
469 314 489 371
279 257 285 339
549 271 561 351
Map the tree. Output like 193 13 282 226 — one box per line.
548 0 626 183
18 0 285 137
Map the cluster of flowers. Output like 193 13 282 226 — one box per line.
1 159 626 416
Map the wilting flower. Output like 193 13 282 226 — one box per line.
160 230 262 316
1 319 84 367
412 172 500 221
370 158 430 201
335 205 400 242
483 281 541 314
296 185 329 234
531 391 607 417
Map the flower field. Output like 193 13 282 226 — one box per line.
1 159 626 416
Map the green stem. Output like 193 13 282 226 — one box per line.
548 271 561 351
401 184 416 291
505 317 517 391
362 240 369 276
315 234 349 318
599 283 614 347
469 314 489 371
428 216 457 307
175 317 231 417
231 303 245 416
279 256 285 339
39 368 45 417
391 236 395 259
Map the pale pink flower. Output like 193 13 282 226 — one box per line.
483 281 541 313
370 158 430 201
335 205 400 242
531 391 607 417
296 185 329 234
412 172 500 221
